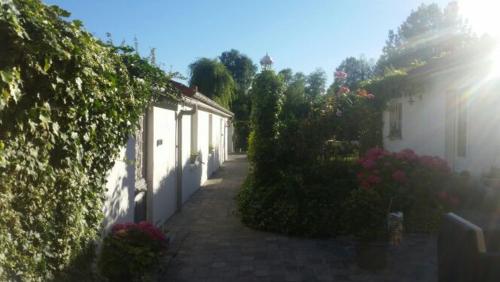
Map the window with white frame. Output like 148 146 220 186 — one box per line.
389 102 402 139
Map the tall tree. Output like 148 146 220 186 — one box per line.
375 2 471 74
189 58 235 108
219 50 257 151
335 56 374 89
219 49 257 93
278 68 294 85
305 68 327 100
248 70 285 185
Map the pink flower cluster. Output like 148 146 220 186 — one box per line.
337 86 350 95
357 147 451 190
334 71 348 80
112 221 167 242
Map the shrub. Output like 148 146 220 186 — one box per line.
247 70 284 186
356 147 458 232
98 222 168 282
342 188 388 242
238 165 356 237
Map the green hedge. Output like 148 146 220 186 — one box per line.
0 1 175 280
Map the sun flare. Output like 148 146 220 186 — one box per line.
491 47 500 78
458 0 500 38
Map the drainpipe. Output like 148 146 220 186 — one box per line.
175 104 197 212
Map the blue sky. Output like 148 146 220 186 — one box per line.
44 0 450 84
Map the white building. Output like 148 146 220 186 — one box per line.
383 47 500 177
103 81 234 229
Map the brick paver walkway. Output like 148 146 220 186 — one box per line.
160 154 437 282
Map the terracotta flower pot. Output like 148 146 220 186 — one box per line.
355 241 388 270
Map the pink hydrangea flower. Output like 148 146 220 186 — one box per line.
337 86 350 95
367 175 382 184
392 170 407 183
362 159 376 169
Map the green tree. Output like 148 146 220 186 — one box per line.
305 68 327 101
278 68 294 85
219 50 257 151
189 58 235 108
248 70 284 185
219 49 256 93
375 2 471 74
335 56 374 89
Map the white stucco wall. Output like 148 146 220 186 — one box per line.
103 138 136 230
148 106 177 225
383 79 500 176
383 89 447 158
104 99 232 229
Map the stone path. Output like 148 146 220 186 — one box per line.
160 154 437 282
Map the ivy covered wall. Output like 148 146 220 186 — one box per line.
0 0 176 280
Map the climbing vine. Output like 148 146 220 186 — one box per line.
0 0 177 280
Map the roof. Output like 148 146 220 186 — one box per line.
170 80 234 117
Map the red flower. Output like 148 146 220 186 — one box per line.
449 195 461 207
337 86 350 95
111 221 167 243
392 170 407 183
436 191 448 201
367 175 382 184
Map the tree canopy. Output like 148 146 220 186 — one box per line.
218 49 257 151
219 49 257 93
188 58 235 108
375 2 472 74
335 56 374 89
305 68 327 100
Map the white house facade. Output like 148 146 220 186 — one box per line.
103 82 234 229
383 49 500 177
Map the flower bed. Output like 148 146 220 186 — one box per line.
98 222 168 281
355 147 461 232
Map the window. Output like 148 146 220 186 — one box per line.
457 95 467 157
208 114 213 152
389 102 402 139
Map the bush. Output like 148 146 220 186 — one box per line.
342 188 388 242
355 147 458 232
238 164 356 237
98 222 168 282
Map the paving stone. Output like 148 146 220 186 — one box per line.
159 154 438 282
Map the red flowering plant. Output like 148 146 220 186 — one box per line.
328 71 379 152
98 221 169 281
356 147 460 232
